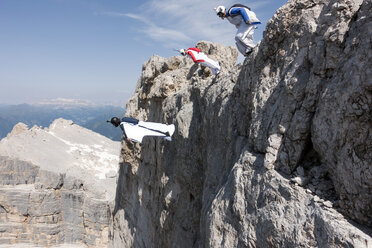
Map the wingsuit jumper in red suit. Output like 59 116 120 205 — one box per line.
180 47 221 75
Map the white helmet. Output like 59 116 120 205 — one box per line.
214 5 226 15
179 49 186 56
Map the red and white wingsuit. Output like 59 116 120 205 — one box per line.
184 47 220 75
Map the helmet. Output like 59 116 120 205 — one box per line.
179 49 186 56
214 5 226 16
109 117 121 127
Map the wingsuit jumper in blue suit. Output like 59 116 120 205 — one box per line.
217 5 261 56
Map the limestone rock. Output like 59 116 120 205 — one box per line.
7 122 28 137
291 176 308 186
110 0 372 247
311 0 372 226
0 119 120 247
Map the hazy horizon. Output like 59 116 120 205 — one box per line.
0 97 127 107
1 0 287 105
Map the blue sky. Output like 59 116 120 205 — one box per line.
0 0 287 106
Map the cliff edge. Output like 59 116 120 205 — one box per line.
111 0 371 247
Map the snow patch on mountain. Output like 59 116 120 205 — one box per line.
0 118 120 198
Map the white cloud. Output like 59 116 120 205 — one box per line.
103 0 284 49
123 13 191 42
139 0 239 47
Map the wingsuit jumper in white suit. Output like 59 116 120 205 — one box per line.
225 5 261 56
119 117 175 143
182 47 221 75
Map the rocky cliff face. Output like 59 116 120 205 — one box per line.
111 0 371 247
0 119 120 247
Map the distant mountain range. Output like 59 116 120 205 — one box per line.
30 97 97 107
0 102 125 141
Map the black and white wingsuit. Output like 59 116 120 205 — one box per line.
108 117 175 143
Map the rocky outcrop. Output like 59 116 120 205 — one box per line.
0 119 120 247
111 0 371 247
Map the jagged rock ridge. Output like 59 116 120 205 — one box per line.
111 0 371 247
0 119 120 247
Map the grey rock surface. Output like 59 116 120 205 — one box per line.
110 0 372 247
0 119 120 247
311 0 372 226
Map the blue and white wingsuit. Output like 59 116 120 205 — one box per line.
216 5 261 56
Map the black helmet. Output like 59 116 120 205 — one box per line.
109 117 121 127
